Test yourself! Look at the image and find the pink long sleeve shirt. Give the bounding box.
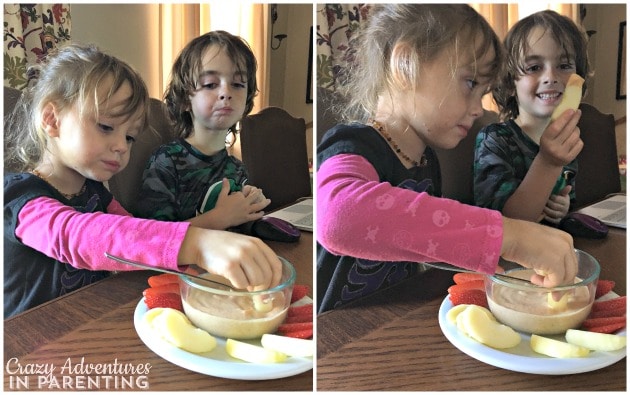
[16,196,189,272]
[317,153,504,274]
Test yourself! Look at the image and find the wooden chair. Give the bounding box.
[239,107,312,211]
[574,103,621,208]
[434,109,499,205]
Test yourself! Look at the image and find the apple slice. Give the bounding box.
[531,334,590,358]
[226,338,288,363]
[547,292,569,311]
[565,329,627,352]
[551,73,584,121]
[459,304,521,349]
[146,308,217,353]
[261,333,314,357]
[447,303,495,325]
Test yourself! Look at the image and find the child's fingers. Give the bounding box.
[220,178,231,197]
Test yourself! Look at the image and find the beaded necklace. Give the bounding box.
[370,120,427,167]
[30,169,87,199]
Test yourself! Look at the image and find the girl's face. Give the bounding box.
[398,43,494,150]
[188,45,248,134]
[49,79,144,182]
[514,26,577,122]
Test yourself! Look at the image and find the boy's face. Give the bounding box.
[188,45,248,134]
[49,78,143,182]
[514,26,577,122]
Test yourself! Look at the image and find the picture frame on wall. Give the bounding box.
[306,26,313,104]
[616,21,626,100]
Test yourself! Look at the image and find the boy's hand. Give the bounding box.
[543,185,572,224]
[211,180,270,227]
[540,109,583,167]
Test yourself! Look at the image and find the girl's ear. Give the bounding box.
[41,102,60,137]
[390,41,416,90]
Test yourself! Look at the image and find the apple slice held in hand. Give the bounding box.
[551,73,584,121]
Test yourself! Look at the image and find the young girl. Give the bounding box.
[4,43,282,318]
[317,4,578,313]
[474,10,589,224]
[137,31,269,231]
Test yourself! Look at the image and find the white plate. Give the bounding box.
[133,298,313,380]
[438,296,626,375]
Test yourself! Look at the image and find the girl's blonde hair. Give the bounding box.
[164,30,259,140]
[337,4,503,123]
[5,43,150,172]
[494,10,592,120]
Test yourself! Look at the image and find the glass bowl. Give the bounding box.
[179,256,296,340]
[484,249,600,335]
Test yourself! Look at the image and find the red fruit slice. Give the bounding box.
[581,315,626,329]
[284,314,313,324]
[448,288,488,308]
[143,283,180,297]
[148,273,180,288]
[144,292,183,311]
[288,303,313,317]
[277,321,313,334]
[453,272,485,284]
[595,280,616,298]
[291,284,310,303]
[448,281,484,293]
[586,322,627,334]
[591,296,626,312]
[588,308,626,319]
[282,329,313,339]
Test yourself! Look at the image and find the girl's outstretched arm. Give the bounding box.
[317,154,503,274]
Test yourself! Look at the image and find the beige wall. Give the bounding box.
[268,4,314,160]
[72,3,314,159]
[71,4,162,98]
[582,3,626,157]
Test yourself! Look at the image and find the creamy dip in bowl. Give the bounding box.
[485,249,599,335]
[179,257,296,339]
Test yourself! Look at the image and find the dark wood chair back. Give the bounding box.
[574,103,621,208]
[240,107,312,211]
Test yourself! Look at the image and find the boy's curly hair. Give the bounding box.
[493,10,592,121]
[164,31,258,139]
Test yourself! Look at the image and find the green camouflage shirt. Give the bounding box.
[136,138,248,220]
[473,120,577,212]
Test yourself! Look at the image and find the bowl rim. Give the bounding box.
[487,249,600,292]
[179,256,296,296]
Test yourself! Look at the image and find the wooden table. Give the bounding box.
[4,233,313,391]
[317,228,626,391]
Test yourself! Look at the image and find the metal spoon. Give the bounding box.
[423,261,537,286]
[104,252,235,290]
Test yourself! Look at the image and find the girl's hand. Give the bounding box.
[543,185,572,224]
[539,109,583,167]
[500,216,578,287]
[178,227,283,290]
